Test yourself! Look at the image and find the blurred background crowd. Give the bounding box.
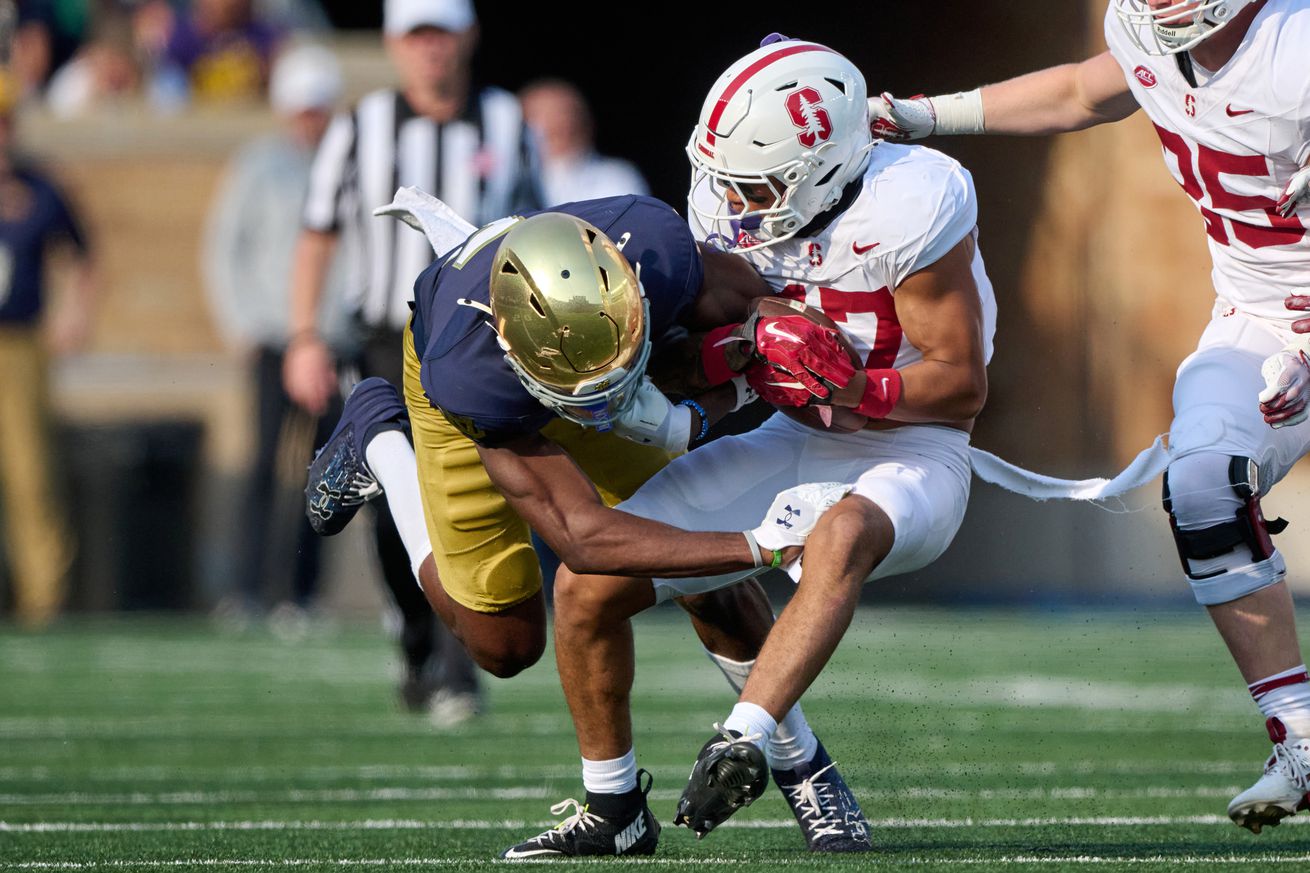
[1,0,1307,718]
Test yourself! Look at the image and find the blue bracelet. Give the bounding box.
[679,398,710,443]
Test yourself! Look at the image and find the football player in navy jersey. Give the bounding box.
[305,192,867,857]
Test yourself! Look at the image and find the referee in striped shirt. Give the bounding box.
[284,0,540,724]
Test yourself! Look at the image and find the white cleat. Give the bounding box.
[1228,735,1310,834]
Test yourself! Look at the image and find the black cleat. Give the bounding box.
[500,770,659,859]
[773,741,872,852]
[305,377,408,536]
[673,725,769,838]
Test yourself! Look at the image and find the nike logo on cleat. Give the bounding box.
[613,815,647,853]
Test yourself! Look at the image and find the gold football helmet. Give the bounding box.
[488,213,650,428]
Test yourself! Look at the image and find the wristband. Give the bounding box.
[770,548,783,569]
[928,89,985,135]
[854,368,902,419]
[741,529,764,568]
[700,323,743,386]
[679,397,710,443]
[729,374,758,412]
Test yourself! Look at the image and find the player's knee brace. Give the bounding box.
[1162,453,1289,606]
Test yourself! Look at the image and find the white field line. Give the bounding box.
[0,783,1261,806]
[4,814,1308,832]
[11,854,1310,870]
[0,759,1265,782]
[0,716,1256,741]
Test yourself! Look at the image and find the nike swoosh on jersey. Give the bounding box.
[1225,105,1255,117]
[764,322,803,343]
[852,241,881,254]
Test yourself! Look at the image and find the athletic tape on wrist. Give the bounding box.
[742,530,765,568]
[928,89,985,135]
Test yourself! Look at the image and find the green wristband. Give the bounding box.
[770,548,783,569]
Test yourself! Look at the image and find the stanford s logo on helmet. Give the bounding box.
[786,87,833,149]
[686,38,874,251]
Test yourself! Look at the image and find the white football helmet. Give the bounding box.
[687,39,874,251]
[1113,0,1260,56]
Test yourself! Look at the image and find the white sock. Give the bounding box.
[582,748,638,795]
[1250,665,1310,739]
[706,650,819,770]
[722,701,777,751]
[364,430,434,579]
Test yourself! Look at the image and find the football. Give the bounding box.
[750,296,869,434]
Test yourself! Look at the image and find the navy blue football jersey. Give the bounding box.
[0,168,89,325]
[412,196,703,445]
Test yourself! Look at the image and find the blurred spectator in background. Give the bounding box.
[285,0,541,726]
[155,0,285,107]
[44,7,143,117]
[10,0,91,97]
[202,43,352,630]
[519,78,647,205]
[0,69,100,627]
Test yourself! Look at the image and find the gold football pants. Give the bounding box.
[0,327,71,624]
[402,323,674,612]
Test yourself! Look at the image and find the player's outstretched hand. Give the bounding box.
[1276,166,1310,218]
[869,92,935,141]
[1287,294,1310,334]
[1258,343,1310,429]
[748,481,854,553]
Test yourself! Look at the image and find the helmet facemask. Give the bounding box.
[1114,0,1259,56]
[687,143,842,251]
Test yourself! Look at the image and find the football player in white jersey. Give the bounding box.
[498,36,997,851]
[871,0,1310,834]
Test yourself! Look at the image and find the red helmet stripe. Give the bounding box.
[703,43,836,146]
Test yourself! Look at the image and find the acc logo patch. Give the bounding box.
[1134,65,1157,88]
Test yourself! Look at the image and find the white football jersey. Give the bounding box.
[1105,0,1310,328]
[692,142,997,372]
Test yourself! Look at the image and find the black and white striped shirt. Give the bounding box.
[303,86,540,331]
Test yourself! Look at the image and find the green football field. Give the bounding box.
[4,606,1310,871]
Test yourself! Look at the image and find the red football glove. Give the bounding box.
[745,359,814,408]
[752,315,856,401]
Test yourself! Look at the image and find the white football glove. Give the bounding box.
[1276,166,1310,218]
[1258,343,1310,429]
[869,92,936,141]
[610,377,693,452]
[868,89,985,141]
[748,481,854,553]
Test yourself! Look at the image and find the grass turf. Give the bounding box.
[3,606,1310,871]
